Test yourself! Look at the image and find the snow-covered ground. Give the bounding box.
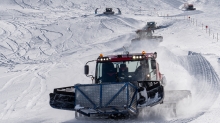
[0,0,220,123]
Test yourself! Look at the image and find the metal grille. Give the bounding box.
[102,83,127,107]
[75,83,137,109]
[75,85,100,108]
[128,84,137,111]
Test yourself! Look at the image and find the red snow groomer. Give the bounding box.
[49,51,191,119]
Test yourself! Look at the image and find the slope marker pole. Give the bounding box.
[209,28,210,36]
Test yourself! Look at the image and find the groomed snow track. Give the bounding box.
[180,53,220,102]
[169,53,220,122]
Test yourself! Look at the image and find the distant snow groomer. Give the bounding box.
[132,22,163,42]
[95,8,121,15]
[183,3,196,10]
[104,8,114,15]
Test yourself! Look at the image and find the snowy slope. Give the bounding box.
[0,0,220,123]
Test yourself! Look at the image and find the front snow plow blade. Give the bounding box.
[131,36,163,43]
[49,83,139,117]
[74,82,138,118]
[49,81,164,118]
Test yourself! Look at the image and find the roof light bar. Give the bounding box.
[97,57,110,61]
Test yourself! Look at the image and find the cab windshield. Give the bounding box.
[95,60,152,83]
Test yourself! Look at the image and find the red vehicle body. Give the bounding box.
[94,52,165,84]
[49,51,170,119]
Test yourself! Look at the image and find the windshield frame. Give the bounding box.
[95,59,151,83]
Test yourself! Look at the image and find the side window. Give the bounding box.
[148,59,157,80]
[148,59,152,73]
[97,63,102,79]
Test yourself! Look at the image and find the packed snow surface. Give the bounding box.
[0,0,220,123]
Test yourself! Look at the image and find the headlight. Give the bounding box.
[97,57,110,61]
[132,55,144,59]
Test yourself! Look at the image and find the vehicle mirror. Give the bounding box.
[151,60,156,69]
[84,65,89,75]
